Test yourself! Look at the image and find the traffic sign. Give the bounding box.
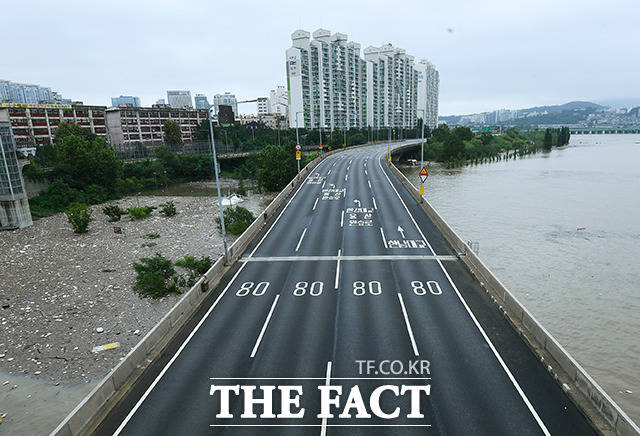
[419,167,429,183]
[319,143,323,149]
[296,150,301,160]
[295,144,301,150]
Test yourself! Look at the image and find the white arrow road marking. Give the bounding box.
[353,199,361,207]
[398,226,406,239]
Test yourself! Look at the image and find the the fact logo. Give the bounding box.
[209,383,431,420]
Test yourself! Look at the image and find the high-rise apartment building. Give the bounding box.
[415,60,439,129]
[167,90,193,109]
[286,29,439,130]
[111,95,141,107]
[0,80,54,104]
[194,94,211,110]
[213,93,238,117]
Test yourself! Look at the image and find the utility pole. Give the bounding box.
[208,109,229,264]
[295,111,302,173]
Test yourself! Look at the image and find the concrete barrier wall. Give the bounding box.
[387,147,640,436]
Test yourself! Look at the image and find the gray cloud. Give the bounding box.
[2,0,638,115]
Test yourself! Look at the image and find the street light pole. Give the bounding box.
[208,109,229,264]
[417,109,425,171]
[295,111,302,173]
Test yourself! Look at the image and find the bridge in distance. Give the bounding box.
[96,141,598,435]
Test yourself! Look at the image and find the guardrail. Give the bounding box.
[49,141,378,436]
[387,144,640,436]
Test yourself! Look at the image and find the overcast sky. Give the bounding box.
[2,0,638,115]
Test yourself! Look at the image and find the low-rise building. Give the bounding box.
[0,102,107,147]
[105,106,209,145]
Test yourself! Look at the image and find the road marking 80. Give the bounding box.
[411,280,442,296]
[236,282,270,296]
[293,281,323,296]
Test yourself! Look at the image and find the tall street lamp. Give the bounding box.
[295,111,302,173]
[208,108,229,264]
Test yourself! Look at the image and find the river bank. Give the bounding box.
[0,184,274,434]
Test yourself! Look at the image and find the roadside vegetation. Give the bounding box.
[415,125,571,168]
[216,206,256,235]
[133,253,213,298]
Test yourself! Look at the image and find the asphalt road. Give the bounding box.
[98,142,596,435]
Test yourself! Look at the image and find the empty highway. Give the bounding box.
[97,142,596,435]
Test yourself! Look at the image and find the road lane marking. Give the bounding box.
[250,294,280,358]
[368,180,372,188]
[349,159,352,164]
[313,198,319,210]
[340,210,344,227]
[113,262,249,435]
[372,197,377,210]
[213,425,430,427]
[377,152,551,436]
[295,228,307,252]
[210,377,430,380]
[334,249,341,289]
[397,293,419,357]
[380,227,388,249]
[249,159,329,257]
[240,255,459,262]
[365,169,368,175]
[322,180,326,188]
[327,169,331,175]
[320,361,333,436]
[345,174,348,182]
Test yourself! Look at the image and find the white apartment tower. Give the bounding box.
[286,29,367,129]
[287,29,438,130]
[415,59,440,129]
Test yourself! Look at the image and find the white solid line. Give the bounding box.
[372,197,377,210]
[377,153,551,436]
[295,228,307,252]
[334,249,341,289]
[340,210,345,227]
[368,180,372,188]
[113,262,249,435]
[397,293,419,357]
[250,294,280,358]
[320,361,332,436]
[241,254,458,262]
[249,159,326,257]
[322,180,326,188]
[380,227,388,249]
[313,198,319,211]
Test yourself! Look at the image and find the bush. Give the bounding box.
[215,206,255,235]
[65,203,93,233]
[127,206,155,220]
[103,205,126,222]
[145,233,160,239]
[132,253,180,298]
[159,201,177,217]
[175,255,213,286]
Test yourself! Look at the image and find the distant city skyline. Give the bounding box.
[1,1,638,116]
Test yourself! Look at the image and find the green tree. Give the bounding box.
[53,135,122,193]
[256,145,296,191]
[543,128,553,150]
[54,122,97,143]
[163,120,183,145]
